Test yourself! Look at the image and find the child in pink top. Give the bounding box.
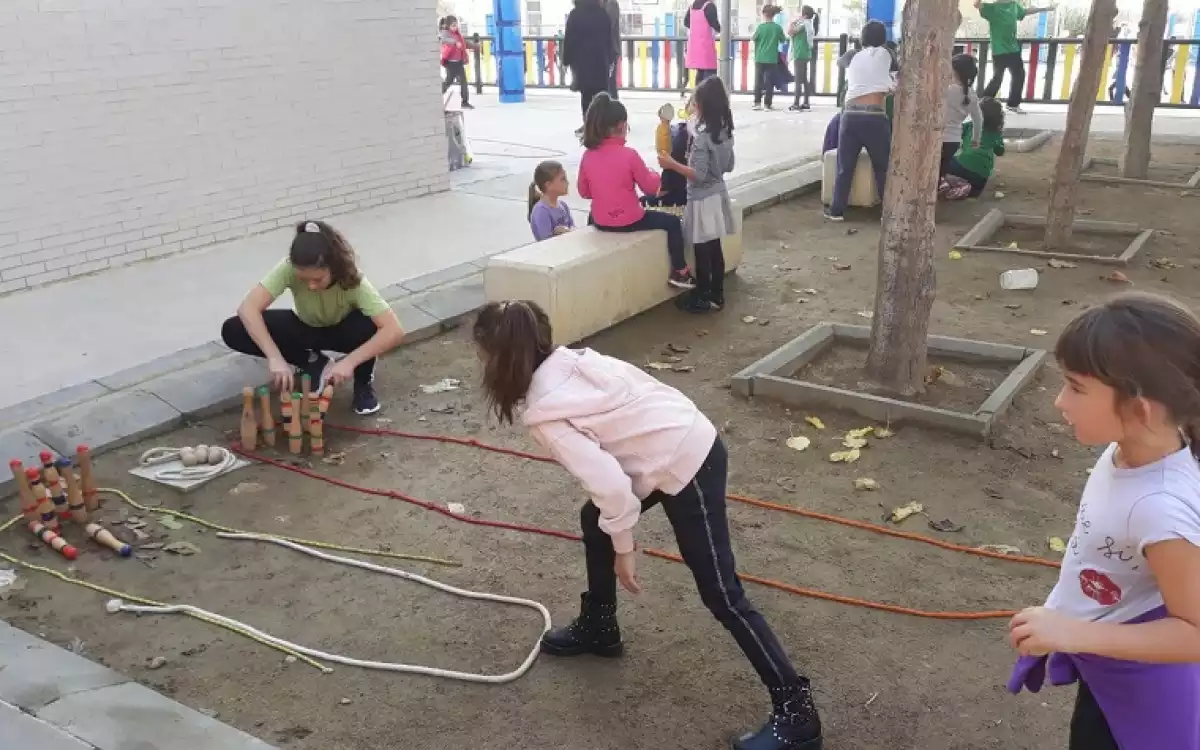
[578,93,695,290]
[473,299,823,750]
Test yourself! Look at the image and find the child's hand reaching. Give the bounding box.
[615,551,642,594]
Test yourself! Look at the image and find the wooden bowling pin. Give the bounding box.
[258,385,276,447]
[85,523,131,557]
[30,521,78,560]
[286,392,303,454]
[299,375,312,435]
[10,460,38,522]
[76,445,98,511]
[39,452,71,525]
[309,392,324,456]
[318,384,333,417]
[57,457,87,524]
[28,468,58,530]
[240,387,258,450]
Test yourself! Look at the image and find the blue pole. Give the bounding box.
[493,0,525,103]
[1113,42,1131,104]
[1036,12,1049,62]
[866,0,897,41]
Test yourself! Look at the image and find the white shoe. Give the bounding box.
[1006,105,1026,114]
[752,104,763,111]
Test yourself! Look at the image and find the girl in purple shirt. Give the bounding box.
[527,161,576,242]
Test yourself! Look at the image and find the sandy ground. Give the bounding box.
[3,138,1199,750]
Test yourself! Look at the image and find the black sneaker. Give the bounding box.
[822,209,844,222]
[800,104,811,111]
[297,353,332,393]
[461,102,475,110]
[352,381,381,415]
[788,104,801,112]
[668,268,697,289]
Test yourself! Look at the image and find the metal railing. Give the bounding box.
[461,34,1200,108]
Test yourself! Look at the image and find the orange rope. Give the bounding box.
[236,424,1059,621]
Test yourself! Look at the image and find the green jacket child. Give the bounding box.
[947,101,1006,198]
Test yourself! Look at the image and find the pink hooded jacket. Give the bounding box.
[577,136,661,228]
[522,347,718,554]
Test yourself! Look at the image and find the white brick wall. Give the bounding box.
[0,0,448,294]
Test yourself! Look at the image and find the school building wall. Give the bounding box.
[0,0,447,294]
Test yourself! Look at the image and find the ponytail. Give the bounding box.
[528,160,565,220]
[473,300,555,425]
[527,182,542,220]
[951,53,978,108]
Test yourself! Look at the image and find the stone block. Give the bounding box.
[37,682,276,750]
[0,623,127,712]
[400,261,483,294]
[821,149,878,208]
[730,161,822,215]
[0,382,112,431]
[0,429,54,500]
[0,701,93,749]
[137,353,267,419]
[412,275,486,329]
[391,301,442,344]
[31,390,181,457]
[95,341,229,391]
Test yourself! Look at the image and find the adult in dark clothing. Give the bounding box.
[603,0,621,98]
[683,0,721,87]
[564,0,616,119]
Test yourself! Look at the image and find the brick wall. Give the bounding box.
[0,0,448,294]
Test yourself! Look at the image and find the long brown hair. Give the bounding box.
[1056,292,1200,457]
[289,220,362,289]
[528,160,565,219]
[473,300,554,424]
[582,92,627,149]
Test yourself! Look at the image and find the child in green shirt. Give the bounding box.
[787,6,817,111]
[220,220,406,415]
[751,5,785,110]
[976,0,1054,113]
[941,98,1006,200]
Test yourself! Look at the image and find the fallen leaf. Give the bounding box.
[994,191,1006,199]
[948,250,963,260]
[1030,328,1048,336]
[741,315,758,324]
[666,343,691,354]
[758,319,771,326]
[662,355,683,363]
[855,310,873,319]
[805,416,826,430]
[1004,303,1022,310]
[801,288,819,295]
[157,515,183,531]
[419,378,461,394]
[1007,241,1019,249]
[1151,257,1181,270]
[695,329,709,336]
[671,365,695,373]
[646,362,673,371]
[842,435,868,449]
[447,502,466,515]
[230,481,266,495]
[873,426,895,439]
[983,487,1004,499]
[889,501,924,523]
[939,369,966,388]
[1047,259,1078,269]
[785,436,811,452]
[929,518,965,533]
[829,448,861,464]
[163,541,201,556]
[853,477,878,491]
[322,451,347,465]
[846,426,874,439]
[1048,536,1068,553]
[978,544,1022,555]
[846,228,858,235]
[138,542,165,551]
[1102,270,1132,284]
[833,263,852,271]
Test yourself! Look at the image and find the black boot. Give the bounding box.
[540,593,623,657]
[732,681,823,750]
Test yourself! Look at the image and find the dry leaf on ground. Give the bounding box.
[853,477,878,491]
[889,501,924,523]
[847,426,874,439]
[646,362,673,371]
[1030,329,1048,336]
[948,250,963,260]
[805,416,826,430]
[1048,536,1068,553]
[1103,270,1133,284]
[873,426,895,438]
[742,315,758,324]
[1047,259,1077,269]
[929,518,965,533]
[842,435,868,449]
[785,436,811,452]
[829,448,861,464]
[978,543,1022,555]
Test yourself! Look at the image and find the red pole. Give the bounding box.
[1025,42,1039,101]
[740,41,749,92]
[547,41,557,86]
[663,40,671,88]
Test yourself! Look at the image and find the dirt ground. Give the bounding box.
[4,137,1200,750]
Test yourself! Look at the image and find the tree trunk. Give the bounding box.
[1044,0,1117,249]
[1118,0,1168,179]
[864,0,959,397]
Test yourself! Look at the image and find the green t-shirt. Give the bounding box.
[260,260,390,328]
[980,2,1026,56]
[753,20,786,64]
[789,20,813,61]
[955,122,1007,180]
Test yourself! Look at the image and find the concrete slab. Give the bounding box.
[730,161,823,216]
[31,391,181,457]
[137,353,267,420]
[391,301,443,344]
[0,429,54,499]
[412,275,486,329]
[400,261,486,294]
[38,681,276,749]
[0,701,93,750]
[0,624,127,712]
[0,382,113,431]
[96,341,229,392]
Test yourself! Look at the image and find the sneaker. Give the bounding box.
[788,104,801,112]
[1006,105,1025,114]
[752,104,763,111]
[461,102,475,110]
[297,353,332,393]
[668,268,697,289]
[800,104,811,111]
[352,380,381,415]
[822,209,844,222]
[764,105,775,111]
[708,294,725,311]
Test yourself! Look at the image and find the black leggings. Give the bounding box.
[792,59,811,106]
[753,62,777,106]
[580,85,605,117]
[1070,681,1117,750]
[221,309,379,385]
[947,158,988,198]
[580,438,802,690]
[940,142,959,177]
[594,210,687,272]
[442,61,470,106]
[694,238,725,301]
[983,51,1025,108]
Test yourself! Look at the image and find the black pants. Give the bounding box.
[1069,682,1117,750]
[595,210,687,272]
[947,158,988,198]
[830,108,891,216]
[694,238,725,301]
[940,142,959,177]
[693,68,716,87]
[580,438,801,690]
[442,61,470,106]
[607,60,619,99]
[792,59,811,107]
[984,51,1025,108]
[221,310,378,386]
[579,85,605,118]
[753,63,777,106]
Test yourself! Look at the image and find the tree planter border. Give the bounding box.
[1080,156,1200,190]
[1004,128,1054,153]
[954,209,1154,266]
[731,322,1047,439]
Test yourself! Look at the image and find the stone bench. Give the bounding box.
[485,205,744,345]
[821,149,879,208]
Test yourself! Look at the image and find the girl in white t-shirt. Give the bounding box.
[1007,293,1200,750]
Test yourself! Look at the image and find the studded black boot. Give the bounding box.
[540,593,623,657]
[732,681,823,750]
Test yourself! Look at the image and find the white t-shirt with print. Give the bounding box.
[1046,444,1200,623]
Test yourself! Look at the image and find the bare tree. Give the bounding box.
[1118,0,1169,178]
[865,0,960,396]
[1044,0,1117,249]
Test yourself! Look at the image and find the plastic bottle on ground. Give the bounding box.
[1000,269,1039,290]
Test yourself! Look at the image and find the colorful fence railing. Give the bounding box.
[465,35,1200,108]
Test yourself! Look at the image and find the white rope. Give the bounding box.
[104,533,552,684]
[138,446,239,481]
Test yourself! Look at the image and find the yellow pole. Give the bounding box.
[525,41,534,84]
[638,41,648,88]
[1170,44,1188,104]
[481,40,493,85]
[822,42,833,94]
[1096,43,1113,101]
[1059,43,1076,100]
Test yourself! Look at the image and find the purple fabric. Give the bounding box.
[1008,606,1200,749]
[529,200,575,242]
[822,113,841,153]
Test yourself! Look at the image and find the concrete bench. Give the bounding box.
[485,205,744,345]
[821,149,879,207]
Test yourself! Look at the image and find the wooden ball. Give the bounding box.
[207,447,224,465]
[179,448,198,467]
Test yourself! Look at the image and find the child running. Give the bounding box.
[528,161,576,241]
[751,5,786,111]
[1008,293,1200,749]
[220,221,405,415]
[787,6,817,111]
[941,54,983,178]
[440,15,477,110]
[940,97,1005,200]
[658,76,736,312]
[473,299,823,750]
[579,93,695,289]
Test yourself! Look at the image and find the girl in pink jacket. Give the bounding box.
[579,94,695,290]
[473,299,824,750]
